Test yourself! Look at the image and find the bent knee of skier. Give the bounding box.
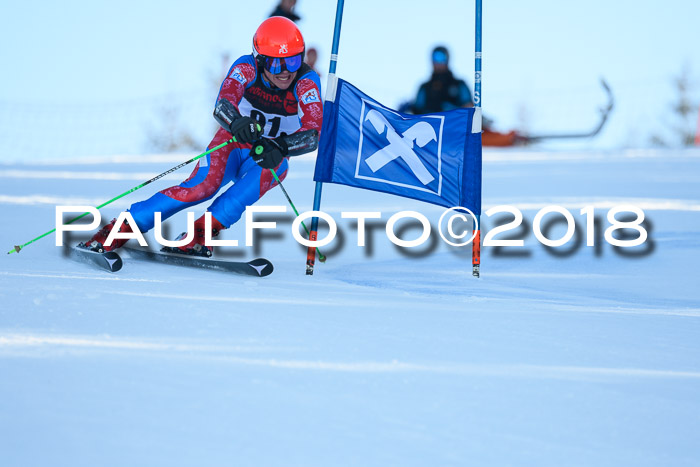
[208,197,248,228]
[207,162,289,227]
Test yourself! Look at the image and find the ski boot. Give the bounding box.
[79,218,133,253]
[162,214,225,258]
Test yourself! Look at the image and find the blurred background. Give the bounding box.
[1,0,699,162]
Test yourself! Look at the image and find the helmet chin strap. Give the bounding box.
[253,55,275,89]
[260,69,277,89]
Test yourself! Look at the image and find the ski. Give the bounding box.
[69,245,123,272]
[122,247,273,277]
[524,78,614,142]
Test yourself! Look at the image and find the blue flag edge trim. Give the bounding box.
[313,79,343,183]
[464,120,482,216]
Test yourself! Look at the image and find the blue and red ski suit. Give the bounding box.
[128,55,323,232]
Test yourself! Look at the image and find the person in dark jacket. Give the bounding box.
[412,46,473,114]
[411,46,522,146]
[269,0,300,22]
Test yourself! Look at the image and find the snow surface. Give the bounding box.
[1,147,699,466]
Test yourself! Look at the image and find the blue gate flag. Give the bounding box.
[313,79,482,214]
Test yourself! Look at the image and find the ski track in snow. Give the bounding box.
[0,270,165,283]
[2,333,699,380]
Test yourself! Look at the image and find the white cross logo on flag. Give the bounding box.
[354,101,444,196]
[363,110,436,185]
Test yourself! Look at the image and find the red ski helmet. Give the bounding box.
[253,16,305,59]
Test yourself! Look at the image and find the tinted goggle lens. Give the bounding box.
[263,54,303,74]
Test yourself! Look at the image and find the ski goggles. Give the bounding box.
[262,54,303,74]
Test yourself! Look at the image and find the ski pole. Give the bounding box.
[253,145,327,263]
[7,137,237,254]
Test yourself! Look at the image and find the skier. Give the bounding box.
[408,45,523,147]
[81,16,323,257]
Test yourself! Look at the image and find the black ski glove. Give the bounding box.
[251,137,288,170]
[229,116,261,144]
